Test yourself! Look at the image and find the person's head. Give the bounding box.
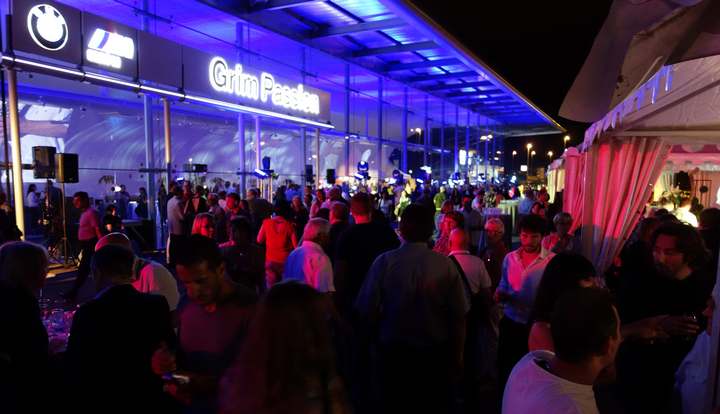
[208,193,219,207]
[440,200,454,215]
[553,212,573,236]
[95,232,132,252]
[538,192,550,203]
[302,218,330,248]
[226,192,241,211]
[275,204,294,221]
[27,184,36,194]
[679,196,692,208]
[316,189,326,202]
[195,185,205,197]
[105,204,118,216]
[636,216,661,243]
[304,185,312,196]
[329,202,348,225]
[247,188,259,200]
[699,208,720,231]
[182,181,192,195]
[350,192,372,222]
[229,217,252,245]
[652,222,709,279]
[533,253,597,322]
[0,241,49,294]
[518,214,546,253]
[551,288,620,370]
[72,191,90,210]
[291,196,303,210]
[328,186,342,200]
[523,188,534,199]
[530,201,546,217]
[192,213,216,239]
[175,234,226,306]
[91,245,135,290]
[449,228,470,252]
[484,218,505,245]
[462,196,472,211]
[315,207,330,221]
[139,187,147,195]
[171,182,183,197]
[221,281,336,412]
[441,211,464,235]
[399,203,434,243]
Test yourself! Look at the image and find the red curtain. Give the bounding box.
[563,151,586,232]
[582,137,671,273]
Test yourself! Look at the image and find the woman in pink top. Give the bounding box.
[257,205,298,288]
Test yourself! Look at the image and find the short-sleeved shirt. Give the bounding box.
[283,241,335,293]
[449,250,491,297]
[78,208,100,241]
[503,351,598,414]
[257,217,296,263]
[355,242,469,348]
[497,248,553,324]
[132,259,180,311]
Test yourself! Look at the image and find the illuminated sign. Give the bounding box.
[208,56,320,116]
[85,28,135,69]
[27,4,68,51]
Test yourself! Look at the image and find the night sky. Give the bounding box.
[411,0,614,174]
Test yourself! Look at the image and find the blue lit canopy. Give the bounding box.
[50,0,563,137]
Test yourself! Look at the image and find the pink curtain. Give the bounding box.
[563,151,586,232]
[583,137,671,273]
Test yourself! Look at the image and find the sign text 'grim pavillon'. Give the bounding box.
[208,56,321,116]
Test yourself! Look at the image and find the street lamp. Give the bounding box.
[547,150,554,159]
[526,143,533,172]
[511,150,518,173]
[563,135,571,148]
[530,150,536,173]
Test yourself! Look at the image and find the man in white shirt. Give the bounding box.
[496,214,554,391]
[448,228,491,299]
[283,218,334,293]
[503,288,621,414]
[96,233,180,312]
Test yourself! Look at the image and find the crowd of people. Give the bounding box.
[1,178,720,414]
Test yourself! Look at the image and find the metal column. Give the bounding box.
[236,22,247,195]
[315,128,321,188]
[465,111,470,176]
[484,121,489,188]
[423,97,429,167]
[440,102,445,179]
[401,88,408,172]
[162,98,172,180]
[254,116,261,170]
[453,107,459,174]
[141,0,156,226]
[238,115,246,194]
[301,127,307,187]
[344,64,350,176]
[6,69,24,237]
[376,77,383,181]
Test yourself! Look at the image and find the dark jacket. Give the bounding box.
[65,284,175,411]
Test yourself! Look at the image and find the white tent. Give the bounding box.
[560,1,720,411]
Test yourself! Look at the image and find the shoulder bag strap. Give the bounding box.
[448,254,473,297]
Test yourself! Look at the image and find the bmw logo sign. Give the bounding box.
[27,4,68,51]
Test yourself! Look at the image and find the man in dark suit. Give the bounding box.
[65,245,176,412]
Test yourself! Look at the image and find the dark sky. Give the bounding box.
[411,0,614,173]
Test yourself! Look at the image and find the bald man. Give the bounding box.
[448,229,491,298]
[447,228,495,403]
[96,233,179,311]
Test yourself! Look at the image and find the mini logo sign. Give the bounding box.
[86,28,135,69]
[27,4,68,51]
